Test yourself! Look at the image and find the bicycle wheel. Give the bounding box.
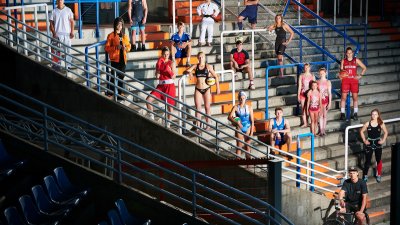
[323,219,345,225]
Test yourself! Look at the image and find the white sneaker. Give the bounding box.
[149,114,154,120]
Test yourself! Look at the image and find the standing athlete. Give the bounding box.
[360,109,388,183]
[339,47,367,121]
[237,0,259,30]
[128,0,148,51]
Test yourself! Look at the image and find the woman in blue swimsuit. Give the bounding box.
[228,91,254,159]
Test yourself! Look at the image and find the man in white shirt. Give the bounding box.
[197,0,220,46]
[50,0,74,68]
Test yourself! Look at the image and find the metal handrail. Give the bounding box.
[4,3,51,59]
[84,40,109,91]
[344,117,400,178]
[282,0,361,58]
[172,0,193,35]
[0,83,294,225]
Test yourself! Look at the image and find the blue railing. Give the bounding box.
[85,40,108,91]
[294,23,368,65]
[296,133,315,192]
[53,0,127,39]
[283,0,361,58]
[0,83,294,225]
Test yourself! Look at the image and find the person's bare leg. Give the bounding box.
[278,55,284,77]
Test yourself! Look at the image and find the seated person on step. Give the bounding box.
[230,39,255,90]
[268,107,292,160]
[170,21,192,67]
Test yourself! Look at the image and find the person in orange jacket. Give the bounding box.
[105,17,131,100]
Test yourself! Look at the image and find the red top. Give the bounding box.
[156,57,174,80]
[343,58,357,78]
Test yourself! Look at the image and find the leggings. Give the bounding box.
[363,145,382,176]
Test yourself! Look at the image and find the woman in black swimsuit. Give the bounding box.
[267,14,294,77]
[184,51,220,133]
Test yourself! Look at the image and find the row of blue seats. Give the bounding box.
[2,167,90,225]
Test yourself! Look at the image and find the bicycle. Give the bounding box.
[322,198,370,225]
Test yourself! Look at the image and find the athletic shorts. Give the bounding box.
[275,38,286,55]
[131,18,145,33]
[239,7,257,24]
[150,83,176,105]
[274,133,286,146]
[174,48,187,58]
[341,78,359,94]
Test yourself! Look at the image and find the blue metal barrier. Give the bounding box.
[296,133,315,192]
[0,83,294,225]
[85,40,108,91]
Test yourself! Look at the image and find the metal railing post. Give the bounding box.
[43,107,48,151]
[172,0,176,34]
[251,31,255,79]
[350,0,353,24]
[346,93,351,120]
[317,0,320,25]
[222,0,225,30]
[189,0,193,35]
[322,27,325,60]
[192,173,197,217]
[365,0,368,24]
[334,0,337,25]
[117,139,122,183]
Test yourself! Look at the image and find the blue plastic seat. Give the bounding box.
[0,139,26,178]
[98,221,109,225]
[53,167,89,197]
[108,209,123,225]
[4,206,27,225]
[43,175,81,206]
[31,185,71,217]
[115,199,151,225]
[18,195,60,225]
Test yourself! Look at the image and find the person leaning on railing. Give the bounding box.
[228,91,254,159]
[266,14,294,78]
[104,17,131,100]
[338,166,368,225]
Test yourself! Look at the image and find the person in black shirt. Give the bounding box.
[339,166,368,225]
[360,109,388,183]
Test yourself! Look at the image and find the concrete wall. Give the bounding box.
[283,183,331,225]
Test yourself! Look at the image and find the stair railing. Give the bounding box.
[0,83,294,225]
[172,0,193,35]
[0,11,345,196]
[344,117,400,179]
[4,3,51,59]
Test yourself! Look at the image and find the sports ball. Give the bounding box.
[338,70,349,79]
[231,117,241,126]
[206,77,216,86]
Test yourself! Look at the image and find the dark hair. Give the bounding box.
[275,107,283,114]
[177,21,184,27]
[319,67,326,72]
[371,108,383,125]
[346,47,353,52]
[310,80,318,89]
[113,17,124,35]
[235,40,242,45]
[161,46,170,54]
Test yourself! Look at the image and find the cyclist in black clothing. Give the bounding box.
[339,166,368,225]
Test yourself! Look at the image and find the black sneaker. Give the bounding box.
[352,113,358,120]
[137,43,142,51]
[141,43,146,51]
[340,113,345,121]
[130,44,136,52]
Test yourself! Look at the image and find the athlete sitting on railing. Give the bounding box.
[229,38,255,90]
[268,107,293,160]
[170,21,192,67]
